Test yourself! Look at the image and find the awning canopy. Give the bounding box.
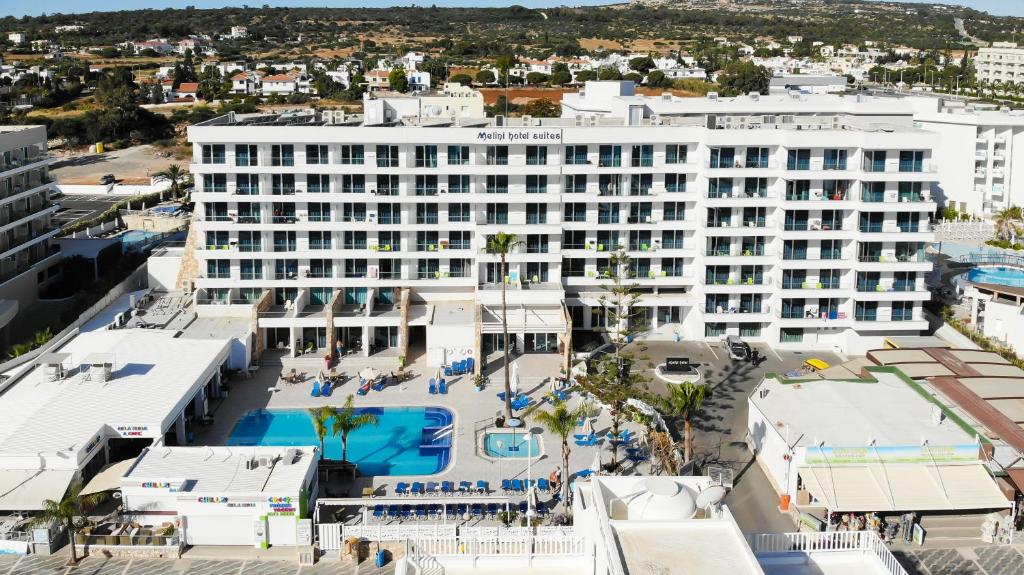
[0,469,76,511]
[81,458,136,496]
[799,463,1011,512]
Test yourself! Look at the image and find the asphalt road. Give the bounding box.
[51,194,122,229]
[632,339,844,534]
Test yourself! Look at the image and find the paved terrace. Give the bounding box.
[194,349,651,518]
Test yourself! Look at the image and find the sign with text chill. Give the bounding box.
[475,129,562,144]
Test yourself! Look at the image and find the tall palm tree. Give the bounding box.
[307,406,334,461]
[659,383,711,464]
[486,232,523,419]
[153,164,186,199]
[533,401,582,505]
[331,395,380,463]
[994,206,1022,242]
[32,483,105,565]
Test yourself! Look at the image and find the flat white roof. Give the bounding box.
[615,522,763,575]
[126,446,316,494]
[0,329,230,462]
[751,370,976,448]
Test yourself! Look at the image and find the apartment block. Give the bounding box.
[975,42,1024,88]
[0,126,62,342]
[187,83,936,359]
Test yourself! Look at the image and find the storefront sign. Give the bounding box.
[228,502,257,508]
[805,444,979,465]
[665,358,690,373]
[474,129,562,144]
[141,482,171,489]
[197,496,228,503]
[267,496,295,513]
[115,425,150,437]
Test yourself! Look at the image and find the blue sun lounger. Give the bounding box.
[459,480,472,494]
[471,503,483,518]
[441,481,454,495]
[519,501,528,515]
[576,469,594,479]
[372,379,387,392]
[501,479,512,493]
[395,482,409,496]
[373,504,385,519]
[486,503,498,518]
[574,434,597,446]
[414,505,427,520]
[428,378,437,394]
[511,479,524,493]
[538,478,550,491]
[438,379,448,394]
[476,480,488,494]
[387,504,400,518]
[311,380,321,397]
[467,357,475,373]
[400,505,412,520]
[411,482,425,495]
[320,380,332,397]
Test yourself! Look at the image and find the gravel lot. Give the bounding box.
[52,145,185,185]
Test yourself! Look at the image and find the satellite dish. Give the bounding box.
[111,491,123,500]
[428,106,442,116]
[694,485,727,509]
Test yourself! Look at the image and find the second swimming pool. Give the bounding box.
[227,406,453,476]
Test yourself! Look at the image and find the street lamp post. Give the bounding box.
[525,433,536,519]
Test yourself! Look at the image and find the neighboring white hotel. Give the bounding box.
[974,42,1024,89]
[187,81,936,357]
[0,126,61,347]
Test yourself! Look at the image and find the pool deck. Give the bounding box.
[194,349,649,518]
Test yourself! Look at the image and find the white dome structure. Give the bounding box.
[612,477,697,521]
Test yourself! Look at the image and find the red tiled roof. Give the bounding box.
[263,74,297,82]
[177,82,199,92]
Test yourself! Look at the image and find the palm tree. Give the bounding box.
[533,401,582,505]
[486,232,523,419]
[307,406,334,461]
[994,206,1022,242]
[153,164,186,200]
[659,383,711,464]
[32,483,105,565]
[330,395,380,463]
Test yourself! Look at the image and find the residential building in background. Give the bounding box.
[974,42,1024,88]
[186,82,936,358]
[0,126,62,347]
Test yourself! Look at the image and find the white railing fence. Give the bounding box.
[748,531,908,575]
[320,523,583,556]
[935,221,994,242]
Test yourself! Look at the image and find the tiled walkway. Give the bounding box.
[0,556,394,575]
[893,546,1024,575]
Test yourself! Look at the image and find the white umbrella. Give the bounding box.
[591,451,602,473]
[434,367,442,381]
[527,486,539,511]
[549,376,559,393]
[510,362,520,395]
[359,367,380,381]
[582,418,594,437]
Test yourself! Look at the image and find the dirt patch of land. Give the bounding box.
[579,38,623,51]
[479,87,576,105]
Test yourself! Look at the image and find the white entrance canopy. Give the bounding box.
[0,469,76,511]
[799,464,1011,512]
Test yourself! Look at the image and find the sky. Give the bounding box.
[7,0,1024,18]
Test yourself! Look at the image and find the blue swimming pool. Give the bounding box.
[227,407,453,476]
[967,266,1024,288]
[483,432,541,458]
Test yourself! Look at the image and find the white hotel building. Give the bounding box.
[187,82,936,359]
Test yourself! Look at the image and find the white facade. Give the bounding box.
[187,83,938,357]
[0,126,61,336]
[121,446,317,548]
[907,96,1024,217]
[975,42,1024,88]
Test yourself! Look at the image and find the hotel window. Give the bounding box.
[236,174,259,195]
[416,231,439,251]
[338,174,363,194]
[526,175,548,194]
[704,323,726,337]
[562,258,585,277]
[661,230,684,249]
[745,147,769,168]
[785,180,810,201]
[665,173,686,193]
[415,204,438,224]
[663,202,685,222]
[891,301,915,321]
[708,177,733,198]
[377,231,399,251]
[376,145,399,167]
[486,145,508,166]
[448,231,471,250]
[526,262,549,282]
[486,204,508,225]
[564,203,587,223]
[448,175,470,194]
[341,203,366,223]
[237,205,260,225]
[565,145,588,165]
[378,203,401,225]
[564,174,586,194]
[630,145,653,167]
[306,174,330,194]
[415,175,438,196]
[202,144,225,164]
[665,144,687,164]
[628,203,652,224]
[526,145,548,165]
[563,230,586,250]
[272,174,295,195]
[863,150,886,172]
[206,260,230,279]
[339,145,364,165]
[448,203,471,223]
[306,145,329,165]
[709,147,735,169]
[309,231,331,250]
[526,234,549,254]
[417,259,440,279]
[486,175,508,193]
[780,328,804,343]
[235,144,257,166]
[662,258,684,277]
[415,145,438,168]
[271,144,294,166]
[448,145,469,165]
[240,259,262,280]
[786,149,810,170]
[376,175,399,195]
[824,149,847,170]
[598,203,619,224]
[203,173,226,193]
[899,150,924,172]
[526,203,547,224]
[599,145,621,167]
[629,174,652,196]
[307,203,331,223]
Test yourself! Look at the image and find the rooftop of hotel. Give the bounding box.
[125,445,316,493]
[0,329,230,459]
[750,367,978,448]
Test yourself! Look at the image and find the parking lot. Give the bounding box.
[631,338,844,533]
[51,194,123,229]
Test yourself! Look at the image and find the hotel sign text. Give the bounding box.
[475,129,562,144]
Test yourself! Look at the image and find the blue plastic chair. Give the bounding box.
[395,482,409,496]
[459,480,472,494]
[538,478,550,492]
[321,381,333,397]
[426,481,439,494]
[444,366,453,377]
[311,380,321,397]
[476,480,488,494]
[458,359,468,374]
[511,479,524,493]
[428,378,437,395]
[439,379,448,394]
[519,501,528,515]
[400,505,412,520]
[441,481,454,494]
[501,479,512,493]
[467,357,475,373]
[373,504,385,519]
[486,503,498,518]
[415,505,427,520]
[387,504,400,518]
[411,482,425,495]
[456,504,468,517]
[471,503,483,517]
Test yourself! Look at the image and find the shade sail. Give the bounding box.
[81,458,136,496]
[798,463,1011,512]
[0,469,76,511]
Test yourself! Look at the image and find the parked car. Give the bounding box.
[100,174,115,185]
[726,335,750,361]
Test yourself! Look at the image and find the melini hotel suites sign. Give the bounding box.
[474,128,562,144]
